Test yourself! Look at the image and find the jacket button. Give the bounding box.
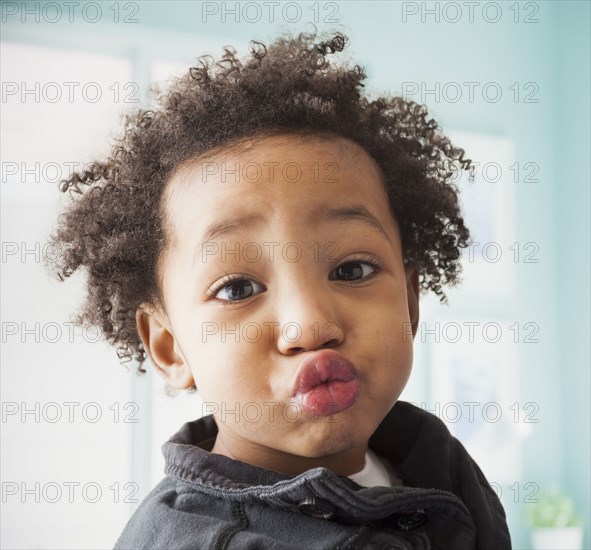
[396,510,427,531]
[298,497,335,519]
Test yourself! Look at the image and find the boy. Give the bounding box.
[47,30,511,549]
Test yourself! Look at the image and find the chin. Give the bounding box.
[299,423,363,458]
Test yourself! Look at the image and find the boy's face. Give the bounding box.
[137,134,419,476]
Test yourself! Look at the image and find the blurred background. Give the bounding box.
[1,1,589,548]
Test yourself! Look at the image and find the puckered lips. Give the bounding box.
[291,349,360,417]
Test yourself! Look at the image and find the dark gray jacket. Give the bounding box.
[114,401,511,549]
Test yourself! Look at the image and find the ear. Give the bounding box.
[404,264,420,338]
[135,305,195,390]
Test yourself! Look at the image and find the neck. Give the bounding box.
[210,434,367,477]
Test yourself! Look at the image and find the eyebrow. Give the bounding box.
[193,204,391,267]
[318,205,390,242]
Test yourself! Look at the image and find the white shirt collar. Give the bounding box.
[347,448,403,487]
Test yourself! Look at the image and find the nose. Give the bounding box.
[275,281,344,355]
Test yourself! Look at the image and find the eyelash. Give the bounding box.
[205,255,385,305]
[206,272,255,303]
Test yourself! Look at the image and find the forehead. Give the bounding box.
[162,134,395,247]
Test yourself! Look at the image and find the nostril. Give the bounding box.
[322,339,339,348]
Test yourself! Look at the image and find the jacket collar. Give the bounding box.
[162,401,475,526]
[163,400,456,491]
[160,401,512,548]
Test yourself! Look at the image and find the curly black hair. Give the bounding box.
[46,29,472,373]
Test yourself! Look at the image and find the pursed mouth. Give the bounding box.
[291,349,360,416]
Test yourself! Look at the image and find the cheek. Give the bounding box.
[186,341,264,399]
[375,335,413,380]
[353,292,412,349]
[367,306,414,385]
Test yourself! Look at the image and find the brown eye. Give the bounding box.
[332,260,380,281]
[209,277,264,303]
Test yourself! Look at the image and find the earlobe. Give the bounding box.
[405,265,420,338]
[135,306,195,390]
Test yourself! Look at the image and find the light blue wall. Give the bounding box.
[555,2,591,547]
